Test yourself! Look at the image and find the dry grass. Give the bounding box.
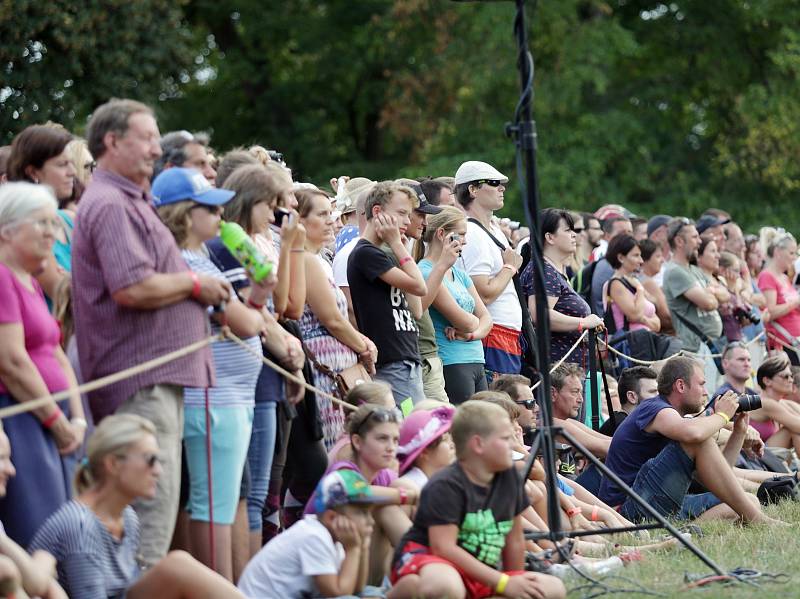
[563,501,799,599]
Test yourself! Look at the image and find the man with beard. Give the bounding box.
[663,218,723,353]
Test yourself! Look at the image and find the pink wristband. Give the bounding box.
[399,256,412,266]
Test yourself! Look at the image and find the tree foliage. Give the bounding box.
[0,0,192,141]
[3,0,800,231]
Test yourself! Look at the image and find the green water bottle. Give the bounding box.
[219,221,274,283]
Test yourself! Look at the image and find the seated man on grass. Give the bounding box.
[598,356,783,524]
[551,363,611,460]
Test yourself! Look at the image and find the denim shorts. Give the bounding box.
[374,360,425,408]
[620,441,722,521]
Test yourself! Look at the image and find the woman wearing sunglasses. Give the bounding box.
[153,167,275,580]
[29,414,248,599]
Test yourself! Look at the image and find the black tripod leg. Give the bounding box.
[559,429,726,576]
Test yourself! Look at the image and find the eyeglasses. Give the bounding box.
[572,227,585,234]
[776,373,794,380]
[22,217,61,232]
[475,180,504,187]
[120,452,162,469]
[354,407,401,435]
[516,399,536,410]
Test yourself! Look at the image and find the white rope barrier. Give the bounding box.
[0,327,360,422]
[0,334,220,421]
[530,330,589,391]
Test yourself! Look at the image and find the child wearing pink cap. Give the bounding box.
[393,406,456,510]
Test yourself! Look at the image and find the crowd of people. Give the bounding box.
[0,97,798,599]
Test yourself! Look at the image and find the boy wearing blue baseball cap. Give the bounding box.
[238,470,385,598]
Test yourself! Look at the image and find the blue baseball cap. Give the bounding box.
[151,167,235,207]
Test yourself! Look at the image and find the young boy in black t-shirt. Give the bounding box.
[347,181,429,407]
[388,401,566,599]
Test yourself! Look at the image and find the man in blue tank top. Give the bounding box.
[599,356,781,524]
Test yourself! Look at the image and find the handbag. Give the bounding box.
[303,344,371,401]
[756,474,799,505]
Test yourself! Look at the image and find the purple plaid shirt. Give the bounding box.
[72,169,214,421]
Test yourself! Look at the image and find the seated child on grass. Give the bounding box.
[238,470,383,598]
[388,400,566,599]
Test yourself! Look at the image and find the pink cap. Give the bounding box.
[397,405,455,474]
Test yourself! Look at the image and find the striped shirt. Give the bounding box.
[72,169,214,421]
[29,501,140,599]
[181,248,262,408]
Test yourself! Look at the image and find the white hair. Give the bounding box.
[0,182,58,233]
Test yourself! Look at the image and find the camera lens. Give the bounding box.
[737,394,762,412]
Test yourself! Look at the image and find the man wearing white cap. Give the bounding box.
[455,161,524,381]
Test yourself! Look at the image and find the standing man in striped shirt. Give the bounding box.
[71,99,230,567]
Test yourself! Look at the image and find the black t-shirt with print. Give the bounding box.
[395,462,528,569]
[347,239,420,366]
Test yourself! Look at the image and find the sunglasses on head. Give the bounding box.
[475,179,504,187]
[355,407,401,435]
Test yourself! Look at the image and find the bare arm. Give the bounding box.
[762,288,800,320]
[501,516,527,571]
[470,270,515,306]
[340,286,358,329]
[34,255,66,300]
[557,419,611,459]
[762,397,800,433]
[682,284,719,312]
[431,285,480,332]
[305,255,368,353]
[112,272,194,309]
[420,260,450,311]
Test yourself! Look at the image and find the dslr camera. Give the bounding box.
[737,393,762,413]
[734,305,760,325]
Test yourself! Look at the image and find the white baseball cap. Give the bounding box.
[454,161,508,185]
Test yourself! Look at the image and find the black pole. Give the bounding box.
[587,329,600,431]
[508,0,564,541]
[504,0,727,580]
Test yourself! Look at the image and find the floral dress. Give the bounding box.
[299,254,358,449]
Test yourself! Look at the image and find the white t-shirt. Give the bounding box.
[238,515,344,599]
[333,236,360,288]
[459,220,522,330]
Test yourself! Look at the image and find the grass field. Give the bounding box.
[561,501,799,599]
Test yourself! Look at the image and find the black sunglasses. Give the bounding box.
[572,227,585,234]
[120,452,162,469]
[516,399,536,410]
[193,203,223,215]
[355,407,401,435]
[475,179,504,187]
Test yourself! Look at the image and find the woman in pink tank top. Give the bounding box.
[602,235,660,334]
[751,356,800,453]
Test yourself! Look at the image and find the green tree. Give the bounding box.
[0,0,193,143]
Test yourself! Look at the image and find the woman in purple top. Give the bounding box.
[0,182,87,547]
[521,209,602,365]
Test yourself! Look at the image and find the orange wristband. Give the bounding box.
[591,506,600,521]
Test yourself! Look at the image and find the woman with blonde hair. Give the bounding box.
[420,206,492,403]
[757,228,800,364]
[29,414,248,599]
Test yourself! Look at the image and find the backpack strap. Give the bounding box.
[466,218,538,373]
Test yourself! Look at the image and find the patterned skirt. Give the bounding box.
[305,334,358,450]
